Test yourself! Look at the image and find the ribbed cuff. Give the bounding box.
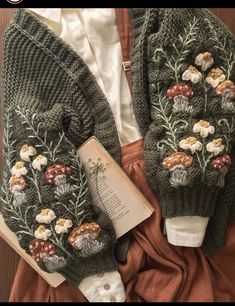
[58,249,118,287]
[160,185,220,219]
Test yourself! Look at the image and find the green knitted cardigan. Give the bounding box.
[1,9,235,281]
[130,8,235,254]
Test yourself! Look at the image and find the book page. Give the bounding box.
[78,137,154,238]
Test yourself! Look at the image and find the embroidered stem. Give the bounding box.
[218,118,234,152]
[26,165,42,203]
[49,225,73,258]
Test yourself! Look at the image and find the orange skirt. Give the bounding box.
[9,139,235,302]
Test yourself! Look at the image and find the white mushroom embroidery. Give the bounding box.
[36,209,56,224]
[206,138,225,156]
[182,65,202,84]
[195,52,214,71]
[20,144,37,162]
[9,175,26,205]
[193,120,215,138]
[55,218,73,234]
[32,155,48,171]
[179,136,203,154]
[11,161,28,177]
[43,255,67,272]
[34,225,52,241]
[206,68,226,88]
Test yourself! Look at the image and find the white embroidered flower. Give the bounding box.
[11,161,28,177]
[36,209,56,224]
[34,225,52,241]
[179,137,203,154]
[193,120,215,138]
[206,68,226,88]
[182,65,202,84]
[195,52,214,71]
[20,144,37,162]
[32,155,48,171]
[206,138,225,156]
[55,219,73,234]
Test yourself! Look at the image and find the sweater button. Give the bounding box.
[104,283,110,290]
[110,295,116,302]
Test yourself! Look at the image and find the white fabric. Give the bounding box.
[78,271,126,302]
[27,9,209,289]
[28,8,142,147]
[165,216,209,247]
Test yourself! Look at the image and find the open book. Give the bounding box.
[0,136,154,287]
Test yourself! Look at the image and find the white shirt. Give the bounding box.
[27,8,209,300]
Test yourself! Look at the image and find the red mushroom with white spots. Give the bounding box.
[215,80,235,111]
[211,154,231,187]
[162,152,193,187]
[29,239,56,262]
[44,164,72,196]
[166,83,194,113]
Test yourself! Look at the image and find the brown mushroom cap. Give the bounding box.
[68,222,101,249]
[215,80,235,96]
[211,154,231,171]
[9,175,26,190]
[166,83,193,99]
[44,164,72,184]
[162,152,193,170]
[29,239,56,262]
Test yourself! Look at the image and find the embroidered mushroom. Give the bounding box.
[9,175,26,205]
[68,222,104,256]
[29,239,55,262]
[43,255,67,272]
[182,65,202,84]
[20,144,37,162]
[162,152,193,187]
[166,83,193,113]
[44,164,72,196]
[215,80,235,111]
[211,154,231,187]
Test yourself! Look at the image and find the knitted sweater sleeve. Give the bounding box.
[0,15,120,288]
[131,9,235,244]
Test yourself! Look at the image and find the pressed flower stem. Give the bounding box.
[95,174,108,214]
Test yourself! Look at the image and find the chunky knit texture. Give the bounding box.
[130,9,235,223]
[0,8,126,287]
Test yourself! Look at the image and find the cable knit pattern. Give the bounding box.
[130,9,235,237]
[0,9,125,287]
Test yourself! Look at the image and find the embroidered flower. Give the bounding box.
[206,138,225,156]
[195,52,214,71]
[29,239,55,262]
[36,209,56,224]
[20,144,37,162]
[182,65,202,84]
[32,155,48,171]
[11,161,28,177]
[193,120,215,138]
[211,154,231,187]
[166,83,193,113]
[179,136,203,154]
[162,152,193,187]
[68,222,103,256]
[34,225,52,241]
[55,218,73,234]
[9,175,26,194]
[206,68,226,88]
[44,164,72,196]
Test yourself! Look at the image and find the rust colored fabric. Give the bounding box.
[115,8,132,89]
[9,139,235,302]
